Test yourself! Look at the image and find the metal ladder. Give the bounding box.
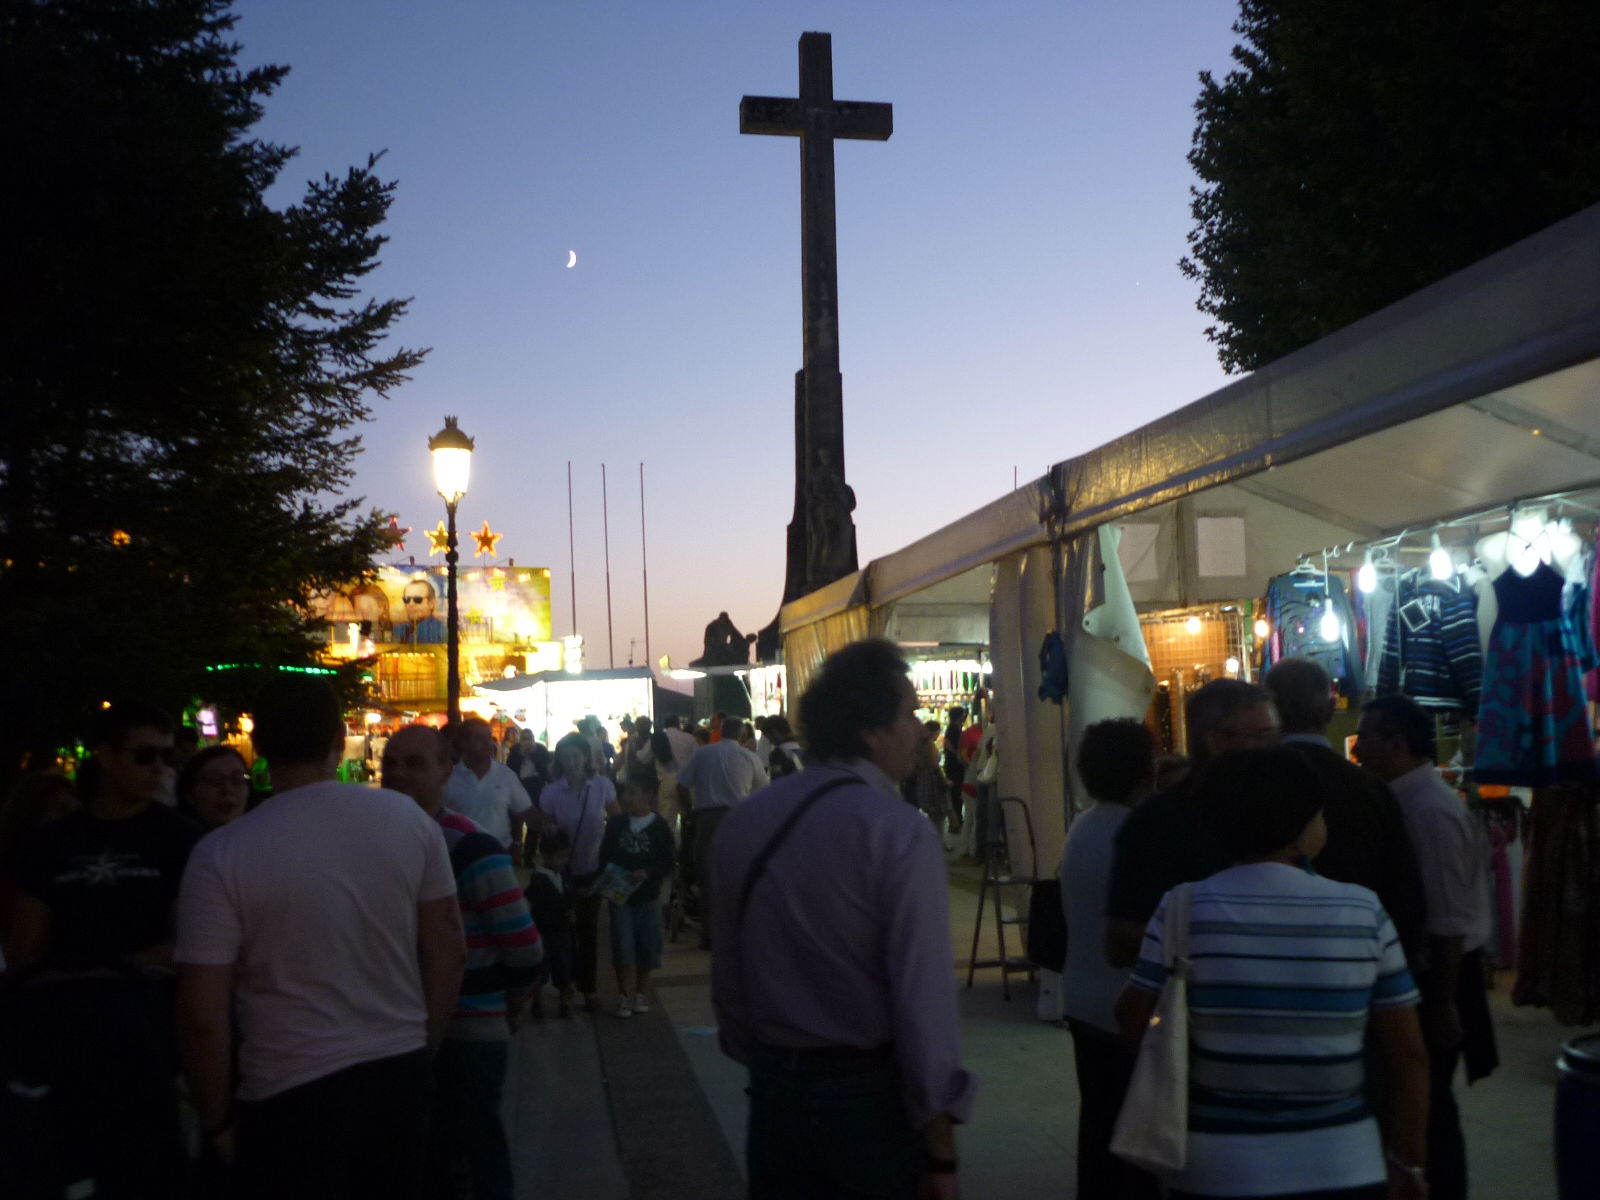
[965,794,1040,1000]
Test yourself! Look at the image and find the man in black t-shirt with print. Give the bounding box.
[4,700,200,1198]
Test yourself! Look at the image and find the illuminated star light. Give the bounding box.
[425,521,451,556]
[471,521,503,558]
[381,514,411,552]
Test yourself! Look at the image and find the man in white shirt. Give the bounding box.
[677,716,767,948]
[175,677,466,1200]
[1355,694,1496,1200]
[444,717,533,852]
[658,716,699,771]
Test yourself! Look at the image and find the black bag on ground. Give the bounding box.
[1026,879,1067,972]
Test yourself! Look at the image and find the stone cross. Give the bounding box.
[742,32,892,606]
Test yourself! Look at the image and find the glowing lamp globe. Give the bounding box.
[429,416,474,504]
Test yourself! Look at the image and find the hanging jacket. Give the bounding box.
[1375,570,1482,712]
[1263,572,1364,696]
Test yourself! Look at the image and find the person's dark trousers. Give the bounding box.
[235,1048,430,1200]
[693,805,728,948]
[1068,1021,1161,1200]
[0,974,185,1200]
[746,1048,919,1199]
[573,892,603,996]
[1419,948,1497,1200]
[429,1039,513,1200]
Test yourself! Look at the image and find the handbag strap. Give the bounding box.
[1165,882,1194,973]
[734,772,858,924]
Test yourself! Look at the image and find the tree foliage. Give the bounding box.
[1183,0,1600,373]
[0,0,426,770]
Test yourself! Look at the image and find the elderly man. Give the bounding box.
[711,639,975,1199]
[175,677,465,1200]
[383,725,542,1200]
[1355,694,1496,1200]
[1265,657,1427,959]
[1104,678,1282,966]
[677,714,768,949]
[445,717,533,853]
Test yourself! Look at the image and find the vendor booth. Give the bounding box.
[471,667,653,748]
[780,202,1600,1023]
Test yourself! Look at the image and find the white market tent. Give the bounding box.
[780,201,1600,872]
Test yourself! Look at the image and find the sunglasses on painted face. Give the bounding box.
[127,745,176,766]
[402,595,430,605]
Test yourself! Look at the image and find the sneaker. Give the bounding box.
[615,996,633,1019]
[632,992,650,1014]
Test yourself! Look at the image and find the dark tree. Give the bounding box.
[0,0,426,773]
[1183,0,1600,373]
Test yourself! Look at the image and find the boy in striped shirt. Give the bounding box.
[384,725,542,1200]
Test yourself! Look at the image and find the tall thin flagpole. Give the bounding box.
[566,461,577,639]
[602,464,615,669]
[639,462,652,671]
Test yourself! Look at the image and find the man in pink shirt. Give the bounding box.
[711,639,976,1199]
[174,677,466,1200]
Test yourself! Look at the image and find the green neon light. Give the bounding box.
[204,663,338,676]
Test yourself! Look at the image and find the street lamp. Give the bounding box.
[429,415,474,725]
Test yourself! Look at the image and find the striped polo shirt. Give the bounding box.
[437,810,543,1039]
[1130,861,1419,1197]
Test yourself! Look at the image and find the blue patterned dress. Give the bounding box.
[1475,561,1599,785]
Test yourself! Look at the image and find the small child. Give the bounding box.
[523,830,577,1018]
[598,765,676,1017]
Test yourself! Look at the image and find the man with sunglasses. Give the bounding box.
[5,700,202,1196]
[9,699,200,975]
[397,576,447,645]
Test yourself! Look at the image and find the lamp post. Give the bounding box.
[429,416,474,726]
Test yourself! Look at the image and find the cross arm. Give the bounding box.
[740,95,893,141]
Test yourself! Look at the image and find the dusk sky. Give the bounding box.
[234,0,1243,672]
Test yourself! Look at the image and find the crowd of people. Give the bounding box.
[0,641,1499,1200]
[1062,659,1494,1200]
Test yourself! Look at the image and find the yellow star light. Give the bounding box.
[471,521,503,558]
[425,521,451,555]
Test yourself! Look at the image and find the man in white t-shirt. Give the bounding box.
[175,677,466,1200]
[677,716,767,949]
[444,716,533,851]
[658,715,699,771]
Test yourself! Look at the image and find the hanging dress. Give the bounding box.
[1475,560,1599,785]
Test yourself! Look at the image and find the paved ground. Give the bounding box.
[502,859,1582,1199]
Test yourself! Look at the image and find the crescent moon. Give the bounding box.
[565,250,577,269]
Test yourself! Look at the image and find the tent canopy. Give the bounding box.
[781,200,1600,629]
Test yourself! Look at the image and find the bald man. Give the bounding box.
[384,725,541,1200]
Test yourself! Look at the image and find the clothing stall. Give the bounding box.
[777,200,1600,1024]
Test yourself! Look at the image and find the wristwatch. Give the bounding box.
[1386,1152,1427,1189]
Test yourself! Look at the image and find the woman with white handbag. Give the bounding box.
[1113,746,1431,1200]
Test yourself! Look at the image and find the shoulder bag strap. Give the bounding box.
[735,773,858,925]
[566,780,593,881]
[1166,882,1193,973]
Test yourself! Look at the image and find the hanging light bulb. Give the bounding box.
[1185,615,1203,634]
[1224,656,1241,677]
[1429,533,1454,580]
[1253,617,1269,640]
[1357,550,1377,594]
[1318,596,1341,642]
